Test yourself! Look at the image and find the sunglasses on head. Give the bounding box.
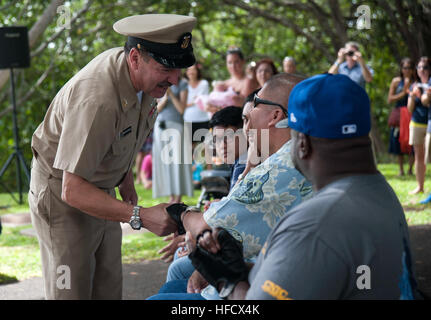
[226,48,242,54]
[253,94,288,118]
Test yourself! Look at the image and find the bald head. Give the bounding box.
[283,57,297,74]
[259,72,306,109]
[240,73,307,158]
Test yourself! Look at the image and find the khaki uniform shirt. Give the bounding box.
[31,47,158,190]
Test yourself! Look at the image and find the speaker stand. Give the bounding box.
[0,68,30,204]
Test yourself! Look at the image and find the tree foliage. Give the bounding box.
[0,0,429,189]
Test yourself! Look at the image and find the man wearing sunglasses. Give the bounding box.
[252,94,288,117]
[239,74,302,177]
[148,73,312,300]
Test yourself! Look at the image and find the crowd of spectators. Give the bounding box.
[135,47,296,202]
[131,43,429,300]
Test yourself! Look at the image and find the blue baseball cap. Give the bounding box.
[287,74,371,138]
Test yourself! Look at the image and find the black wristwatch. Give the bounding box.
[129,206,143,230]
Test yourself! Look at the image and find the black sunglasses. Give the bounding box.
[253,94,288,117]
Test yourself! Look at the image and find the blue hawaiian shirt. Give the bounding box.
[203,140,313,260]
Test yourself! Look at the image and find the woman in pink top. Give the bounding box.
[140,153,152,189]
[206,48,259,113]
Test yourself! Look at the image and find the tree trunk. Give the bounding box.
[370,114,386,157]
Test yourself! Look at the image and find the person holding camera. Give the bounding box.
[328,41,373,88]
[408,57,431,197]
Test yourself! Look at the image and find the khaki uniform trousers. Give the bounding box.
[28,160,122,300]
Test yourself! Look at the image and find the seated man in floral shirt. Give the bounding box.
[149,73,312,300]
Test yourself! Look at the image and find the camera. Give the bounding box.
[416,83,430,94]
[346,50,355,57]
[416,83,430,91]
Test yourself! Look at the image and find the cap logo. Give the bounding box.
[342,124,357,134]
[290,113,297,123]
[180,33,191,49]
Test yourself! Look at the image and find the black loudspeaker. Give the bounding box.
[0,26,30,69]
[0,26,31,204]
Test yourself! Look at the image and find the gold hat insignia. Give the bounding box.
[181,34,191,49]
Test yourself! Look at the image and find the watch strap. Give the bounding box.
[133,205,141,218]
[130,205,143,230]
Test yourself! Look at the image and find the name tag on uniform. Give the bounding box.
[120,126,132,138]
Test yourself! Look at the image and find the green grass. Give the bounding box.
[0,185,200,283]
[0,192,30,215]
[1,164,430,283]
[379,163,431,225]
[122,232,167,264]
[0,225,41,281]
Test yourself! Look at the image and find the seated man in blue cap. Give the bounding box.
[185,73,420,300]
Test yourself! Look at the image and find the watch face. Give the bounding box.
[130,219,141,230]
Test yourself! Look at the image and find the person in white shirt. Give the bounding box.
[183,63,211,143]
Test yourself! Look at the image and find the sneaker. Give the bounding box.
[419,193,431,204]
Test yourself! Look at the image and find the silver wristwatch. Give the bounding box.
[129,206,143,230]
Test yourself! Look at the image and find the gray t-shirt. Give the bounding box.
[246,174,416,300]
[157,79,188,123]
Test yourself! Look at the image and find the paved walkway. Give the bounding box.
[0,260,169,300]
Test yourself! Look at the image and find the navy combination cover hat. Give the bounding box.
[287,74,371,139]
[113,14,197,69]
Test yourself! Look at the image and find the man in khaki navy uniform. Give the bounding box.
[29,14,197,300]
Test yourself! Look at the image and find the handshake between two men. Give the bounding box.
[157,203,251,300]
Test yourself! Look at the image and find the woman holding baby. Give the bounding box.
[206,48,259,113]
